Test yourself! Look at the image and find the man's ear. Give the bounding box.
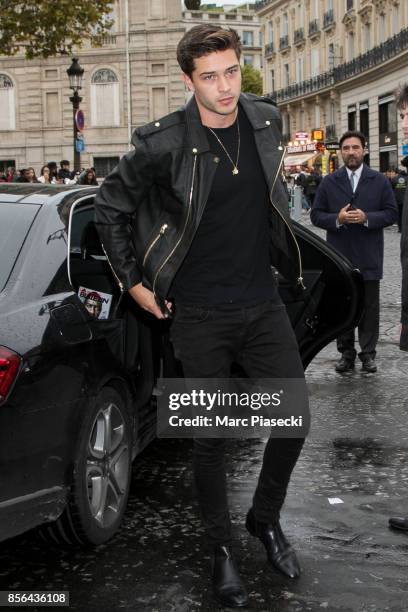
[182,72,194,93]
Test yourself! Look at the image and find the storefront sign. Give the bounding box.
[286,143,316,154]
[294,131,309,141]
[325,141,340,150]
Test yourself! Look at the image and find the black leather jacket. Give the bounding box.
[95,93,304,305]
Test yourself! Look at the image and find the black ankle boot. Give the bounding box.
[211,545,249,608]
[246,508,301,578]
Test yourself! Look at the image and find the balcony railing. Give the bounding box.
[326,124,337,140]
[323,9,334,29]
[266,27,408,104]
[294,28,305,45]
[309,19,320,37]
[279,35,290,51]
[265,42,274,56]
[254,0,273,11]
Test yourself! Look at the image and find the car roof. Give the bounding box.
[0,184,99,205]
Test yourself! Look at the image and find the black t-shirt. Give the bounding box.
[170,105,279,306]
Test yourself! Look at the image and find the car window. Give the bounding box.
[0,203,39,292]
[68,204,119,320]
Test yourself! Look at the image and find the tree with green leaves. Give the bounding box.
[241,64,263,96]
[185,0,202,10]
[0,0,115,59]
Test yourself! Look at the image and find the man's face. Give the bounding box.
[25,168,35,181]
[400,104,408,143]
[340,137,365,170]
[182,49,241,124]
[84,298,102,318]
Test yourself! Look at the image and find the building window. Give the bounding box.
[299,109,305,130]
[379,97,397,135]
[348,31,355,60]
[93,157,120,178]
[346,0,353,11]
[327,0,333,10]
[45,69,58,80]
[359,102,369,140]
[242,31,253,46]
[0,74,15,131]
[348,105,356,130]
[311,0,319,19]
[311,48,320,77]
[268,21,274,43]
[270,69,275,92]
[91,69,120,127]
[379,13,386,43]
[259,30,263,47]
[328,43,335,69]
[283,64,290,87]
[151,87,167,121]
[329,101,336,125]
[296,57,304,82]
[364,23,371,52]
[315,105,321,127]
[392,4,399,35]
[282,13,289,37]
[298,3,304,27]
[45,92,60,127]
[243,55,253,66]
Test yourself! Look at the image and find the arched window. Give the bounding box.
[0,74,16,131]
[91,69,120,127]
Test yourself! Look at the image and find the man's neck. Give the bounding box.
[196,98,238,129]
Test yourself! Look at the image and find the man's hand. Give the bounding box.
[128,283,172,320]
[337,203,367,225]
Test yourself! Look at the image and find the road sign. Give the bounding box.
[75,110,85,131]
[76,136,85,153]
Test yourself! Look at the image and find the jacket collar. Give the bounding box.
[184,93,269,154]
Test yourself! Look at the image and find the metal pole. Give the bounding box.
[70,91,82,173]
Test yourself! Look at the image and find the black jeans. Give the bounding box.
[337,280,380,362]
[170,300,305,546]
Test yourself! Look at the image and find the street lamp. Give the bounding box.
[67,57,84,173]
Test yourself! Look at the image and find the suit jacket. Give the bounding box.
[310,165,398,280]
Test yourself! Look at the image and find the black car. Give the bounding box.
[0,184,363,546]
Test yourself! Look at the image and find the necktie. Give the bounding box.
[350,172,356,193]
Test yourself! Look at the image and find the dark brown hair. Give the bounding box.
[396,83,408,109]
[177,25,242,77]
[339,130,366,149]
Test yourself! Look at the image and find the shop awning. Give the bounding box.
[284,152,316,168]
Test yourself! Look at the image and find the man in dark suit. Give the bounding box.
[311,130,398,374]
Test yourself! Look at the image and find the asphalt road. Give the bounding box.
[0,217,407,612]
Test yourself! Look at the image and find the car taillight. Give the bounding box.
[0,346,22,404]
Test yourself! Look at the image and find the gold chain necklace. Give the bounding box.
[207,117,240,176]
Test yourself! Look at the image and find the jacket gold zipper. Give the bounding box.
[152,154,197,295]
[142,224,168,267]
[269,146,305,289]
[101,241,125,292]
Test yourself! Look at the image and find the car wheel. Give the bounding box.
[40,386,132,546]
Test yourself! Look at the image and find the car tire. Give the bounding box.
[40,386,132,546]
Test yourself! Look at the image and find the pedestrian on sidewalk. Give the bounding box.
[310,130,398,374]
[95,24,307,608]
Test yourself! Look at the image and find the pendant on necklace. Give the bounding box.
[232,167,239,175]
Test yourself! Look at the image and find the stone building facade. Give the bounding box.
[0,0,185,177]
[256,0,408,171]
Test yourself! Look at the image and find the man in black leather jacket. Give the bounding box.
[389,83,408,533]
[95,25,307,608]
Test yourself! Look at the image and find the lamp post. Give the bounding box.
[67,58,84,173]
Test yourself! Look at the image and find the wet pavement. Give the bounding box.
[0,218,407,612]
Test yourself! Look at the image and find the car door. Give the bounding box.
[279,221,364,367]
